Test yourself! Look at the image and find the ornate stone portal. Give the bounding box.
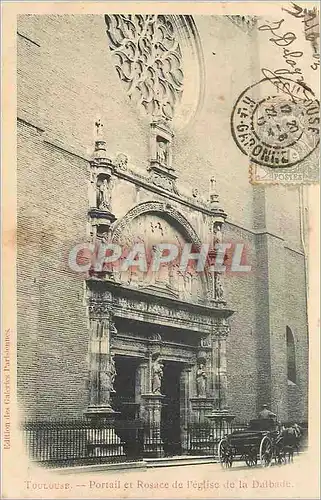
[85,115,233,457]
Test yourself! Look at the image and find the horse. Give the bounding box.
[276,424,302,463]
[292,423,303,454]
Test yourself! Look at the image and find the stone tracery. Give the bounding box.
[105,14,184,121]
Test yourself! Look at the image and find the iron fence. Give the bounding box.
[23,418,145,468]
[186,420,248,456]
[22,418,308,468]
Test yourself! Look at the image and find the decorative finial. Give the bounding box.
[209,176,219,205]
[210,177,217,195]
[95,119,104,138]
[92,119,111,164]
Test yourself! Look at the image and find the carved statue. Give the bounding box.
[213,224,223,245]
[192,188,199,199]
[109,354,117,393]
[196,363,207,397]
[98,178,111,210]
[99,354,117,395]
[100,230,111,244]
[210,176,217,195]
[183,272,193,297]
[156,140,167,165]
[115,153,128,170]
[95,119,104,138]
[152,357,164,394]
[215,273,224,300]
[100,370,111,394]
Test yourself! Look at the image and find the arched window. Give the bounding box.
[286,326,296,384]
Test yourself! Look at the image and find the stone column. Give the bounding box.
[136,360,149,418]
[85,302,123,458]
[211,335,220,409]
[218,335,228,410]
[139,346,165,457]
[205,322,234,455]
[210,319,230,411]
[140,395,165,457]
[87,314,115,415]
[180,365,192,454]
[189,337,216,421]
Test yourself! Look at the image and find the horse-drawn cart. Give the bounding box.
[218,419,295,468]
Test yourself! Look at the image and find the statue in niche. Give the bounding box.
[213,224,223,245]
[210,176,217,194]
[196,362,207,397]
[215,273,224,300]
[100,230,111,244]
[98,178,112,211]
[100,369,111,395]
[183,271,193,297]
[168,263,177,290]
[152,357,164,394]
[108,354,117,393]
[95,119,104,138]
[192,188,199,199]
[99,354,117,394]
[156,140,168,166]
[115,153,128,170]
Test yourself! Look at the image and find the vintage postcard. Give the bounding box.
[1,1,320,499]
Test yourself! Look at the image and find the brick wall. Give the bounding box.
[17,121,89,418]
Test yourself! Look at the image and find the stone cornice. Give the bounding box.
[108,163,227,219]
[17,117,226,219]
[113,333,197,351]
[87,278,234,323]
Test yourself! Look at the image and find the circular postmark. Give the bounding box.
[231,77,320,168]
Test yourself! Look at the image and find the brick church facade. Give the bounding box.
[17,14,309,454]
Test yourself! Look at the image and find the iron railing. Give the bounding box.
[23,418,145,468]
[22,418,308,468]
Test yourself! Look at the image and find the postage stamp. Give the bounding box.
[231,77,320,184]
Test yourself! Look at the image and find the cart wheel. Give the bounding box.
[259,436,273,467]
[218,438,233,468]
[245,454,257,467]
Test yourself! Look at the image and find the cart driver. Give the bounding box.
[258,404,277,420]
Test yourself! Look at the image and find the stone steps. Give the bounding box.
[51,451,308,473]
[145,455,217,468]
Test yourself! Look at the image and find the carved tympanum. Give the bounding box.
[105,14,184,121]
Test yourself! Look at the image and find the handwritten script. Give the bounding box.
[258,4,320,104]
